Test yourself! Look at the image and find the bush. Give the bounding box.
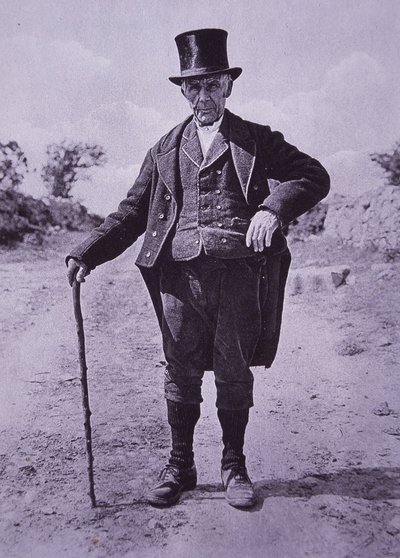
[0,141,28,190]
[371,142,400,187]
[42,141,107,198]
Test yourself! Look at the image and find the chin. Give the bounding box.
[196,111,218,125]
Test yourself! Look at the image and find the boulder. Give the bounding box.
[288,264,351,295]
[0,189,102,245]
[324,185,400,256]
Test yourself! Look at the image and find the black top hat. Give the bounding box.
[169,28,242,85]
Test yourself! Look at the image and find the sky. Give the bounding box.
[1,0,400,214]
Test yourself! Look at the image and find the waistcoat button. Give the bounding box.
[145,251,151,257]
[216,205,222,210]
[164,194,171,200]
[221,238,227,243]
[216,189,221,194]
[152,231,157,237]
[216,170,222,175]
[158,213,165,220]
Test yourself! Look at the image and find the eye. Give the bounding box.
[207,83,220,91]
[189,84,200,93]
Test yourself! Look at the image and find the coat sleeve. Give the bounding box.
[260,128,330,227]
[67,148,154,270]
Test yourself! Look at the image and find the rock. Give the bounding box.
[41,507,56,516]
[19,465,37,476]
[148,519,164,530]
[372,402,392,416]
[288,264,351,295]
[383,427,400,437]
[377,336,392,347]
[331,268,350,287]
[386,515,400,536]
[0,189,103,246]
[324,185,400,254]
[335,339,365,356]
[288,203,328,239]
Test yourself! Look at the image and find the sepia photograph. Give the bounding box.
[1,1,399,556]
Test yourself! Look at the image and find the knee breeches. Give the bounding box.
[160,254,266,410]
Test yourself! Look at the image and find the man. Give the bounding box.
[67,28,330,509]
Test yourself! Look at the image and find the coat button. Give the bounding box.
[152,231,157,237]
[217,222,223,227]
[221,238,227,243]
[164,193,171,200]
[253,184,259,190]
[216,189,221,194]
[195,239,200,244]
[145,251,151,258]
[216,205,222,210]
[158,213,165,220]
[216,169,222,175]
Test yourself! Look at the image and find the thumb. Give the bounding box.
[76,265,89,283]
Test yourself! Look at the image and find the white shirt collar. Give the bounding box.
[194,112,224,134]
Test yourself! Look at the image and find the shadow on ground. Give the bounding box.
[185,467,400,510]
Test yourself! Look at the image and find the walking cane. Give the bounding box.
[72,280,97,508]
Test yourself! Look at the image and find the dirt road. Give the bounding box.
[1,232,399,558]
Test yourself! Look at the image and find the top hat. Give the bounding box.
[169,28,242,85]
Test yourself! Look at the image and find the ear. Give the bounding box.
[224,80,233,99]
[180,82,189,99]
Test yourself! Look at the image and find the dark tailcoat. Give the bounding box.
[69,110,330,368]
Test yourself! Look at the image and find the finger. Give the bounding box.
[265,217,280,247]
[246,222,255,247]
[252,224,262,251]
[67,263,78,286]
[76,267,87,283]
[250,220,259,250]
[264,227,273,247]
[256,227,266,252]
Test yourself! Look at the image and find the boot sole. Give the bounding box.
[225,495,257,508]
[146,479,197,507]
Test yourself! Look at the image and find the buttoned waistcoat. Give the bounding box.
[68,109,330,367]
[167,117,255,260]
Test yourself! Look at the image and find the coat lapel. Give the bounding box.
[201,128,229,170]
[156,115,192,201]
[181,120,203,168]
[156,110,257,202]
[156,147,179,200]
[226,110,256,200]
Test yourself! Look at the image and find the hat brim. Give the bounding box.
[169,67,242,85]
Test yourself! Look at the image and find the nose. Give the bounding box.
[198,86,210,102]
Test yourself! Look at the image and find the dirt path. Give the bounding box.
[1,233,399,558]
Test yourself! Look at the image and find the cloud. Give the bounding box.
[233,51,400,197]
[56,101,176,165]
[322,150,384,198]
[236,51,399,157]
[0,35,111,127]
[6,40,399,210]
[73,164,142,215]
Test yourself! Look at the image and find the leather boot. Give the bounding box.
[146,401,200,507]
[221,465,256,508]
[146,463,197,507]
[218,408,256,508]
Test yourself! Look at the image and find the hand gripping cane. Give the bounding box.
[72,280,96,507]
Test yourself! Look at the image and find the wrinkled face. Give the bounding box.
[181,73,233,126]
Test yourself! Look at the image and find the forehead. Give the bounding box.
[185,74,225,86]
